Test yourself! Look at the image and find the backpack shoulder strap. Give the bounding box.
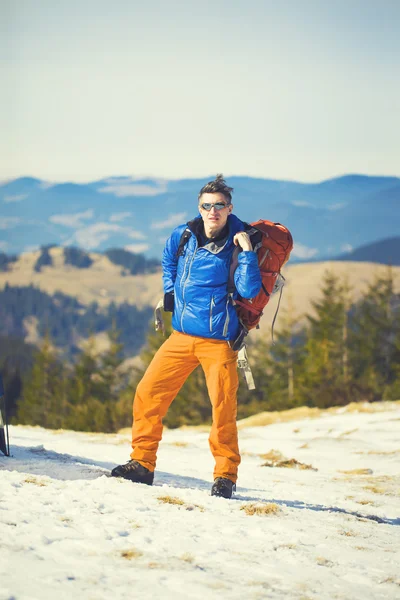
[176,228,192,257]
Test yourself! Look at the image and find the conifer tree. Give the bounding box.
[300,271,352,407]
[18,333,66,428]
[350,268,400,400]
[266,296,307,410]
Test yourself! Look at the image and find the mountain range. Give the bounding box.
[1,174,399,261]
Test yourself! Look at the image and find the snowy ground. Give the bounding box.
[1,402,399,600]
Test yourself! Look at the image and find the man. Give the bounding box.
[111,175,261,498]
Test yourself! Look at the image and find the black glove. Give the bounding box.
[164,292,175,312]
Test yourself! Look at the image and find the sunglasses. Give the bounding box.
[200,202,229,211]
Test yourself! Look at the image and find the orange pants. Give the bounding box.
[130,331,240,483]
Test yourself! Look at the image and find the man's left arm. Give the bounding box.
[234,252,261,299]
[232,231,261,299]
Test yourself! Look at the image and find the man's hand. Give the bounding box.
[233,231,253,251]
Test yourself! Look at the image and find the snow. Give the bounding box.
[1,403,399,600]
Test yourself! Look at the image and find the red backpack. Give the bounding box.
[229,220,293,332]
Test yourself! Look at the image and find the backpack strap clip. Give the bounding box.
[237,346,256,390]
[154,298,165,335]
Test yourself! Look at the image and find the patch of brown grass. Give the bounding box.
[157,495,185,506]
[184,503,205,512]
[338,468,373,475]
[380,576,400,586]
[237,400,400,430]
[120,548,142,560]
[240,502,281,516]
[363,485,386,495]
[262,457,317,471]
[356,500,377,506]
[180,553,194,563]
[316,556,334,567]
[167,441,189,447]
[298,443,309,449]
[340,530,357,537]
[237,406,323,429]
[157,495,204,511]
[23,476,47,487]
[354,449,400,455]
[260,449,284,462]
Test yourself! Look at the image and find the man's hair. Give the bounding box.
[198,174,234,204]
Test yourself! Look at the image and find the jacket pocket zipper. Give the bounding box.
[209,296,215,332]
[223,293,232,337]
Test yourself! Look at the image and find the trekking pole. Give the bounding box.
[0,374,10,457]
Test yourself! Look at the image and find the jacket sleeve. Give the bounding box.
[234,250,262,299]
[162,227,182,293]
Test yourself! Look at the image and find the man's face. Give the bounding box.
[198,192,233,234]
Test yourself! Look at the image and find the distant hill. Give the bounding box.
[334,237,400,265]
[1,173,399,261]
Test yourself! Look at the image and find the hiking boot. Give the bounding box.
[211,477,236,499]
[111,459,154,485]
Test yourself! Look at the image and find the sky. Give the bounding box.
[1,0,400,183]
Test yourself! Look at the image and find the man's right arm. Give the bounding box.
[161,226,185,311]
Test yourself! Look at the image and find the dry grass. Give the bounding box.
[338,468,373,475]
[148,561,163,569]
[356,500,377,506]
[298,443,309,449]
[23,476,47,487]
[379,576,400,586]
[180,553,195,563]
[354,449,400,455]
[339,428,359,437]
[157,495,204,512]
[120,548,143,560]
[185,503,205,512]
[167,441,189,447]
[262,457,317,471]
[339,530,357,537]
[237,400,400,429]
[157,495,185,506]
[240,502,281,516]
[316,556,334,567]
[363,485,386,495]
[260,449,285,462]
[238,406,323,429]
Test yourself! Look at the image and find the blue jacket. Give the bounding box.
[162,214,261,341]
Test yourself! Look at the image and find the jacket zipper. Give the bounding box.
[222,293,233,337]
[209,296,215,332]
[180,238,198,333]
